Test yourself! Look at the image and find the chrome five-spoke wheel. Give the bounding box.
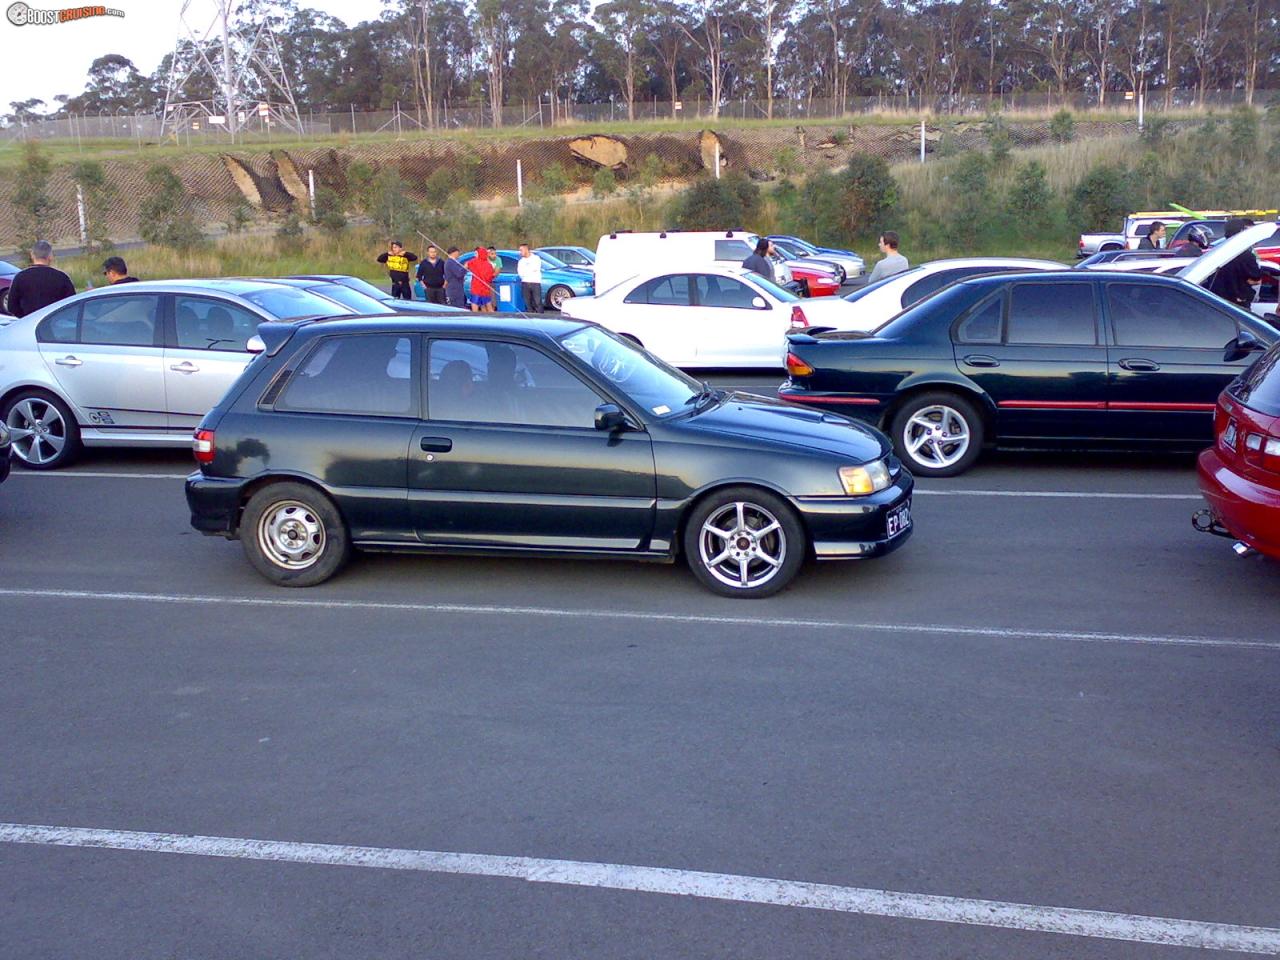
[902,404,970,470]
[698,500,787,590]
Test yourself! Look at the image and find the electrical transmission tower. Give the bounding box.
[160,0,304,141]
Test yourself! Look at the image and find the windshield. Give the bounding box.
[559,325,703,418]
[844,268,922,303]
[748,273,801,303]
[331,276,392,300]
[240,286,357,320]
[789,239,819,255]
[536,251,567,268]
[303,283,393,314]
[0,260,19,277]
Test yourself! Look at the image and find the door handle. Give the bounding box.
[55,356,82,367]
[169,361,200,374]
[1119,358,1160,371]
[963,355,1000,368]
[420,436,453,453]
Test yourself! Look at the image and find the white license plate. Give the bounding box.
[887,500,912,538]
[1223,421,1238,451]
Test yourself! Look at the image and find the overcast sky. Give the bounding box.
[1,0,382,113]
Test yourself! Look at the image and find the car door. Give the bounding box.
[620,274,697,365]
[952,281,1110,440]
[1104,281,1255,442]
[164,294,266,430]
[410,337,655,549]
[691,273,780,367]
[36,292,167,430]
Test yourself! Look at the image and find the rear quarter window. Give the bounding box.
[1230,344,1280,417]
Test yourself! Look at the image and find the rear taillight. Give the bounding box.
[1243,430,1280,472]
[790,305,809,329]
[786,352,814,377]
[193,428,215,464]
[1078,238,1085,249]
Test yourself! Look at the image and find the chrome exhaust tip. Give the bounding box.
[1232,541,1256,557]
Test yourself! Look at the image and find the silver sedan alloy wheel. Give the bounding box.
[6,397,68,466]
[698,500,787,590]
[902,403,971,470]
[257,499,327,570]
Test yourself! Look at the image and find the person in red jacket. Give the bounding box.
[466,244,496,312]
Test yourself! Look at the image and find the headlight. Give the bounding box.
[839,460,891,495]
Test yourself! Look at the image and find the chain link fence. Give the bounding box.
[0,114,1208,249]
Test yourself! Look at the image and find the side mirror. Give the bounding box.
[1223,329,1264,363]
[246,334,266,354]
[751,296,768,309]
[594,402,628,432]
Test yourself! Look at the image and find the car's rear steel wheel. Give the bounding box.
[683,487,806,598]
[241,482,351,586]
[3,391,81,470]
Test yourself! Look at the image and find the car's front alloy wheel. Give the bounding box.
[684,486,806,598]
[547,285,573,311]
[241,482,351,586]
[890,392,984,477]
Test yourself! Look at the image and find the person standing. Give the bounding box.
[467,245,497,313]
[867,231,908,283]
[376,240,418,300]
[416,245,447,304]
[741,238,775,282]
[1209,218,1263,310]
[1138,221,1166,250]
[102,256,139,284]
[8,240,75,318]
[517,243,543,313]
[444,246,468,309]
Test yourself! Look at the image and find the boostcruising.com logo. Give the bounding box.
[7,2,124,25]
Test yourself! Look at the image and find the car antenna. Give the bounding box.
[415,227,538,321]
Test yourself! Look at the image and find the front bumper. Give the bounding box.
[794,473,914,560]
[186,471,249,537]
[1196,448,1280,559]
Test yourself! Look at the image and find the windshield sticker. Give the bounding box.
[652,404,671,415]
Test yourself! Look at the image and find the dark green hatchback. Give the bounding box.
[185,313,913,597]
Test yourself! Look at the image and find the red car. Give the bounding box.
[1196,342,1280,559]
[0,260,18,315]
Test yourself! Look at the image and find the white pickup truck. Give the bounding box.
[1077,213,1194,257]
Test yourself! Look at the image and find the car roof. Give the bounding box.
[74,278,309,295]
[286,312,588,340]
[959,269,1186,288]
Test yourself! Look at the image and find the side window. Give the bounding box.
[954,295,1003,344]
[1007,283,1097,345]
[694,274,761,309]
[428,339,603,429]
[37,303,81,343]
[277,335,413,416]
[80,295,160,347]
[903,271,960,308]
[714,240,753,261]
[626,274,690,307]
[174,296,261,351]
[499,255,520,272]
[1108,284,1239,349]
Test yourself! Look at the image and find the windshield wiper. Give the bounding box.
[685,381,724,410]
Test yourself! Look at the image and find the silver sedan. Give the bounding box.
[0,279,355,469]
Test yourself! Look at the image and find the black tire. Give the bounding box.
[0,287,9,315]
[547,285,573,311]
[240,482,351,587]
[889,391,985,478]
[2,389,82,470]
[683,486,806,599]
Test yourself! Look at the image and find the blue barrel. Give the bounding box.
[495,278,525,312]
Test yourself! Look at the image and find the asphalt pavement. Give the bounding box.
[2,424,1278,958]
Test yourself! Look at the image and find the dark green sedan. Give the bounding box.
[186,315,913,597]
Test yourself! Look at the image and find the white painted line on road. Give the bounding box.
[914,488,1200,500]
[2,822,1277,954]
[0,587,1272,652]
[5,471,188,480]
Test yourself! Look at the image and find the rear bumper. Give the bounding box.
[794,474,914,560]
[186,471,249,537]
[1196,448,1280,559]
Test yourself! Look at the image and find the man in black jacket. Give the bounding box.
[8,241,75,317]
[1209,218,1263,310]
[102,256,139,284]
[415,245,447,304]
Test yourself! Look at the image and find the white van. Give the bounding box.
[594,230,794,296]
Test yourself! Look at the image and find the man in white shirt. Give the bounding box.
[517,243,544,313]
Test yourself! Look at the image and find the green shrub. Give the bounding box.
[839,153,898,239]
[537,161,572,196]
[829,129,849,147]
[592,167,618,199]
[226,200,253,234]
[311,188,346,234]
[11,143,55,250]
[139,165,203,250]
[1227,105,1260,156]
[275,212,305,250]
[984,112,1012,166]
[1050,110,1076,144]
[774,146,800,178]
[670,173,761,231]
[947,151,993,244]
[422,167,458,210]
[514,198,561,245]
[1006,161,1053,233]
[1140,116,1170,147]
[1071,163,1132,231]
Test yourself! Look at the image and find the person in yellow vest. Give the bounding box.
[376,240,418,300]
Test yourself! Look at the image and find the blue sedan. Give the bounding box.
[458,249,594,310]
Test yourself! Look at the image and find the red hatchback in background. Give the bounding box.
[1196,343,1280,559]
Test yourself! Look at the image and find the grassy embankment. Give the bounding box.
[50,113,1280,288]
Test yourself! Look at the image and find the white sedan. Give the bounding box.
[559,266,855,369]
[838,258,1065,331]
